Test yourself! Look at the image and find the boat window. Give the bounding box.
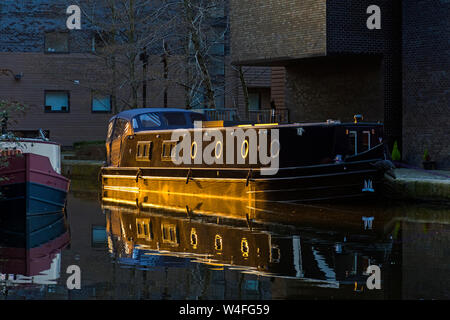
[112,119,128,140]
[362,131,371,151]
[106,121,114,142]
[161,140,177,161]
[349,131,358,155]
[136,218,153,240]
[189,112,208,124]
[162,224,179,245]
[270,245,280,263]
[137,113,162,129]
[136,141,152,161]
[162,112,187,126]
[132,118,139,130]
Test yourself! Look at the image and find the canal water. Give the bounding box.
[1,179,449,300]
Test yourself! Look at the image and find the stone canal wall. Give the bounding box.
[384,169,450,203]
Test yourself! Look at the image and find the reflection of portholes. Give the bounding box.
[190,228,198,249]
[215,141,223,159]
[241,140,249,159]
[241,238,249,257]
[270,139,280,158]
[191,141,197,159]
[270,246,280,263]
[215,235,223,251]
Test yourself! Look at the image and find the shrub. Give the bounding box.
[391,141,401,161]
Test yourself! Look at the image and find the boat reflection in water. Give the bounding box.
[0,208,70,287]
[103,196,401,299]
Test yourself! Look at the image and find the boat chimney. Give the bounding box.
[354,114,364,124]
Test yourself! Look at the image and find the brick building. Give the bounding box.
[402,1,450,167]
[230,0,449,169]
[0,0,281,146]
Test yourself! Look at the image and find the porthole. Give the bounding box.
[270,139,280,158]
[215,141,223,159]
[215,235,223,251]
[190,228,198,249]
[241,140,249,159]
[191,141,197,160]
[241,238,249,258]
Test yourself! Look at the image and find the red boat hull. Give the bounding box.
[0,153,70,215]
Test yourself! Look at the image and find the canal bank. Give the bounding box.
[384,168,450,203]
[61,156,103,197]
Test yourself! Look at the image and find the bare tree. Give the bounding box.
[164,0,228,110]
[71,0,177,112]
[66,0,250,114]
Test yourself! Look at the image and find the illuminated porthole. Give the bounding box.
[215,141,223,159]
[215,234,223,252]
[190,228,198,249]
[191,141,197,160]
[241,140,249,159]
[241,238,249,258]
[270,139,280,158]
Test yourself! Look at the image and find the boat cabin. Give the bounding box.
[106,108,209,166]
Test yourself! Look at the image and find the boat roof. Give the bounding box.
[110,108,198,122]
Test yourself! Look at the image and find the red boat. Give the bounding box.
[0,230,70,280]
[0,137,70,215]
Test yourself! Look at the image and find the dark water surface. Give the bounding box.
[1,181,449,300]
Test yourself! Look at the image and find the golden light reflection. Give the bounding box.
[190,228,198,249]
[215,234,223,254]
[241,238,249,258]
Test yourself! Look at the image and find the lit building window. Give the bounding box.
[92,92,112,113]
[45,91,70,113]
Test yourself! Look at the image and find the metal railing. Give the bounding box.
[192,108,290,124]
[192,108,239,121]
[248,109,290,124]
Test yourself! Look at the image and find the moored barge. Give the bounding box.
[0,134,70,216]
[101,108,392,207]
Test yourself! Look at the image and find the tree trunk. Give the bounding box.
[184,0,216,109]
[239,66,249,120]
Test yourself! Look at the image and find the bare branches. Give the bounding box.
[62,0,232,111]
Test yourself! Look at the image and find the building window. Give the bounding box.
[45,91,70,113]
[45,32,69,53]
[248,92,261,111]
[92,31,112,53]
[91,226,107,248]
[92,92,112,113]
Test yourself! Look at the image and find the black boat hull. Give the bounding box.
[102,159,383,217]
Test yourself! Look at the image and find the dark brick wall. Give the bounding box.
[285,56,384,124]
[326,0,403,152]
[0,0,91,52]
[230,0,402,150]
[229,0,327,64]
[402,0,450,168]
